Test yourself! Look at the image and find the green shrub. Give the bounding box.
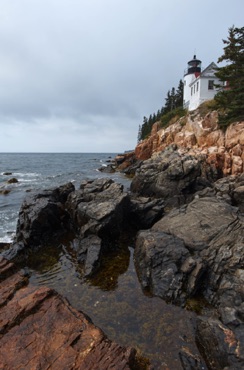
[160,107,187,129]
[197,99,217,117]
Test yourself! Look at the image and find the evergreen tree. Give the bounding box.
[170,87,176,110]
[164,90,172,113]
[214,26,244,126]
[141,115,152,140]
[152,112,157,124]
[137,124,142,142]
[156,109,161,121]
[175,79,184,108]
[160,106,165,116]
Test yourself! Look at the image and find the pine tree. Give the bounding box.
[170,87,176,110]
[164,90,172,113]
[175,79,184,108]
[141,115,155,140]
[137,124,142,142]
[214,26,244,127]
[156,109,161,121]
[152,113,157,124]
[160,106,165,116]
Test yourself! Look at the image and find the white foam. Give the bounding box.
[0,233,15,243]
[14,172,39,177]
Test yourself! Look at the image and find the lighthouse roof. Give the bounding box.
[188,54,202,64]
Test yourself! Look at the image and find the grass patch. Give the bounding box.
[160,107,187,129]
[197,99,217,117]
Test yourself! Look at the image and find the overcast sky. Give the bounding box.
[0,0,243,153]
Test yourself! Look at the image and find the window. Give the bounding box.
[208,80,214,90]
[197,81,199,92]
[194,85,195,94]
[191,87,193,96]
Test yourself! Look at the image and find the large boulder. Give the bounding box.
[66,178,129,240]
[135,196,244,313]
[131,145,217,208]
[152,197,239,251]
[134,230,204,305]
[2,183,75,261]
[71,235,103,277]
[128,196,164,229]
[15,182,75,246]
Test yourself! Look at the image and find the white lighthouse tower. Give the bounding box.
[183,55,202,109]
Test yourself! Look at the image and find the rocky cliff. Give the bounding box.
[135,110,244,176]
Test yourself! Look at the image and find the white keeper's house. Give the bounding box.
[183,55,223,111]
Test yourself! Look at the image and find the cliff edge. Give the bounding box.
[135,109,244,176]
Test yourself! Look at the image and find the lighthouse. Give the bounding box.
[183,55,202,109]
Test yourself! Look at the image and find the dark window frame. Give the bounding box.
[208,80,214,90]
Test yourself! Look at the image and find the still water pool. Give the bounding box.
[28,240,205,369]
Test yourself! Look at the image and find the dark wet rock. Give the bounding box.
[14,182,75,246]
[128,196,164,229]
[2,183,75,262]
[212,173,244,212]
[134,194,244,369]
[2,177,166,272]
[2,179,133,278]
[122,160,143,176]
[2,241,27,261]
[98,164,115,173]
[3,172,12,175]
[151,197,244,317]
[196,317,244,370]
[152,197,238,251]
[130,146,217,208]
[0,258,137,369]
[134,231,205,305]
[150,197,244,316]
[0,188,10,195]
[200,220,244,323]
[0,242,11,252]
[66,178,129,240]
[73,235,102,277]
[7,177,18,184]
[79,177,113,192]
[233,185,244,212]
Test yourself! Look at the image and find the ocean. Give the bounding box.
[0,153,130,243]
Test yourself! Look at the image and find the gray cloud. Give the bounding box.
[0,0,243,152]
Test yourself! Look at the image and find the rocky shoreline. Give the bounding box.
[0,257,137,370]
[1,111,243,369]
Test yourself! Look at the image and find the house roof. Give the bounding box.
[201,62,218,77]
[189,62,217,86]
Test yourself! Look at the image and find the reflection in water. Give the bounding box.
[89,245,130,290]
[28,243,205,369]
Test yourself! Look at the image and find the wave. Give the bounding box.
[12,172,40,177]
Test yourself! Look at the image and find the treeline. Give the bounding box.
[214,25,244,128]
[138,79,184,141]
